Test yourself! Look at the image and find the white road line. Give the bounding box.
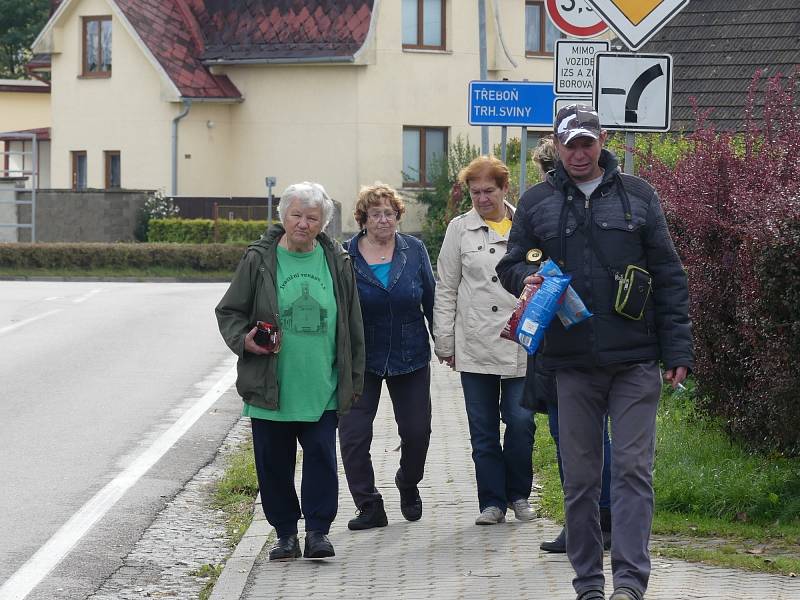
[0,361,238,600]
[0,310,63,336]
[73,289,102,304]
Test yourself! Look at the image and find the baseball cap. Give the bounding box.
[554,104,601,145]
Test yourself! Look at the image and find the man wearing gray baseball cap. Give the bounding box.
[497,104,693,600]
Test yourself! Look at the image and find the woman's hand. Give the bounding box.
[439,355,456,370]
[244,326,281,355]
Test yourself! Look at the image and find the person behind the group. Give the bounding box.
[433,155,536,526]
[339,183,436,530]
[530,135,613,554]
[497,105,693,600]
[216,182,365,562]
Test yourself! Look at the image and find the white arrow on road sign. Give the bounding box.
[585,0,689,50]
[554,39,609,96]
[593,52,673,131]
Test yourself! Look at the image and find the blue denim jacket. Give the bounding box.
[345,232,435,376]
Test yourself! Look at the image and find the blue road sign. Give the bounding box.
[469,81,556,127]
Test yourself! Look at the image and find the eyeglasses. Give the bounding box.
[366,210,398,222]
[469,187,499,199]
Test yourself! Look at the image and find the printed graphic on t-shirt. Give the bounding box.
[281,282,328,335]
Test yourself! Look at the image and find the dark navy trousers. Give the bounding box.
[250,410,338,538]
[339,365,432,508]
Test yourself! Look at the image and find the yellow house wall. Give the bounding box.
[209,0,561,232]
[218,65,359,220]
[49,0,233,193]
[46,0,570,230]
[350,0,557,231]
[0,91,50,134]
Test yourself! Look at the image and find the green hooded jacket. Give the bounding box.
[215,224,365,414]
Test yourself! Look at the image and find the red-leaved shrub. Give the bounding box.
[639,70,800,455]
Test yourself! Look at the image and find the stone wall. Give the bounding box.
[16,189,150,242]
[12,189,345,243]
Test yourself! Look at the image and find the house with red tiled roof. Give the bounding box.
[29,0,568,231]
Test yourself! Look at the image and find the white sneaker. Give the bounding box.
[508,498,535,521]
[475,506,506,525]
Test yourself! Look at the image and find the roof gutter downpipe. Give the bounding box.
[171,99,192,196]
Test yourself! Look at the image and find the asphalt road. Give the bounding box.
[0,281,242,600]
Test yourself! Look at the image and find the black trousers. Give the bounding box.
[251,410,338,538]
[338,365,432,508]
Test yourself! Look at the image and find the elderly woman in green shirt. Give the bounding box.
[216,182,365,561]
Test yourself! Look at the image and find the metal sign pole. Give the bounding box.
[624,131,635,174]
[478,0,489,154]
[32,137,38,242]
[520,127,528,195]
[500,126,507,162]
[265,176,276,224]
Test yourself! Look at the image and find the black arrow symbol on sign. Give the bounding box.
[625,64,664,123]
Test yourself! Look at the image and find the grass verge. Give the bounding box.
[532,380,800,576]
[213,439,259,547]
[192,438,259,598]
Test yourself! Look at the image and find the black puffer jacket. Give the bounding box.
[496,150,694,372]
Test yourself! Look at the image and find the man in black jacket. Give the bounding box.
[496,104,693,600]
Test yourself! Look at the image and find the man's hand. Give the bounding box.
[663,366,688,389]
[523,274,544,294]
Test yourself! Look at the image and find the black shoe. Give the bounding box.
[395,474,422,522]
[609,587,642,600]
[540,527,566,553]
[268,534,301,561]
[348,498,388,530]
[577,589,606,600]
[303,531,335,559]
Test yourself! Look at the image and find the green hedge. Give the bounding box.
[148,218,268,243]
[0,243,247,271]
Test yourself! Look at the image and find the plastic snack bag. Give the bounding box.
[500,282,536,342]
[515,273,572,355]
[538,259,593,330]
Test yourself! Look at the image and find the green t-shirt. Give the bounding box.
[242,244,338,421]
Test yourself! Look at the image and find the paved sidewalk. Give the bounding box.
[222,361,800,600]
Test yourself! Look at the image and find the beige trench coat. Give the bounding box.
[433,204,528,377]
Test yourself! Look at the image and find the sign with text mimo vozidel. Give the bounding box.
[468,81,556,128]
[554,39,609,95]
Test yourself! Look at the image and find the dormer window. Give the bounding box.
[82,16,112,77]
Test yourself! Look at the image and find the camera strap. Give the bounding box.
[557,174,633,282]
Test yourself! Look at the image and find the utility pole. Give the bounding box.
[478,0,489,155]
[265,177,276,223]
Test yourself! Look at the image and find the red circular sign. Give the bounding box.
[545,0,609,38]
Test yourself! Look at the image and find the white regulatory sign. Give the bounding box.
[554,40,609,96]
[593,52,672,132]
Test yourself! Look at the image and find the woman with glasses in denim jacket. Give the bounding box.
[339,182,436,530]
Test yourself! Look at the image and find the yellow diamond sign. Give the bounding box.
[586,0,690,50]
[610,0,663,25]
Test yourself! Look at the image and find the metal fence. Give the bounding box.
[0,132,38,242]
